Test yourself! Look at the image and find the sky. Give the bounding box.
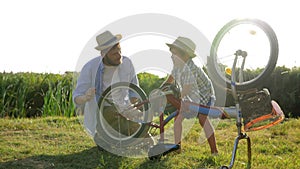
[0,0,299,74]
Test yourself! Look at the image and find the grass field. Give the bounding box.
[0,117,299,169]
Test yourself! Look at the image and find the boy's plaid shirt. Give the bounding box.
[171,59,215,105]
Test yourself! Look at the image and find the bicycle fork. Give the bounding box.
[226,103,251,169]
[223,50,251,169]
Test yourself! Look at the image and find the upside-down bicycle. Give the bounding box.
[96,18,285,168]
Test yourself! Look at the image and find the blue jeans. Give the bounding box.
[182,96,222,119]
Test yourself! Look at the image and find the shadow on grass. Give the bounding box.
[137,154,220,169]
[0,147,220,169]
[0,147,102,169]
[0,146,158,169]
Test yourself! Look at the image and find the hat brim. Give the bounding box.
[95,34,122,51]
[166,43,196,58]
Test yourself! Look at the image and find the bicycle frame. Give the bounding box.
[144,87,236,160]
[140,91,233,144]
[149,110,178,143]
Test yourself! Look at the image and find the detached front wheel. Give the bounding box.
[208,18,278,91]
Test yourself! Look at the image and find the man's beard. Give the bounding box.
[103,56,122,66]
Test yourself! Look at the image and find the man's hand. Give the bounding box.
[84,88,96,102]
[74,87,96,105]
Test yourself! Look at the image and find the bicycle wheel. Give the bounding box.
[97,82,152,147]
[208,18,278,91]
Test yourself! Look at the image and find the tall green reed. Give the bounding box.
[0,72,75,118]
[0,73,28,117]
[42,73,75,117]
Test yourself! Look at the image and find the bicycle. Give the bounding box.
[208,18,283,169]
[96,18,285,168]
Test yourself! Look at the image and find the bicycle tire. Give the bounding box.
[208,18,278,91]
[97,82,151,146]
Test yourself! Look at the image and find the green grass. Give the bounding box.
[0,117,299,169]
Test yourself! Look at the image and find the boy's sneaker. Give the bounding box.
[165,144,181,154]
[173,144,181,154]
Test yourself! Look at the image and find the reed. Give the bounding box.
[0,72,75,118]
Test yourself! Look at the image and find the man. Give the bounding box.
[163,36,218,155]
[73,31,146,151]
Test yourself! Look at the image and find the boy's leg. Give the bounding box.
[198,114,218,154]
[174,113,184,145]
